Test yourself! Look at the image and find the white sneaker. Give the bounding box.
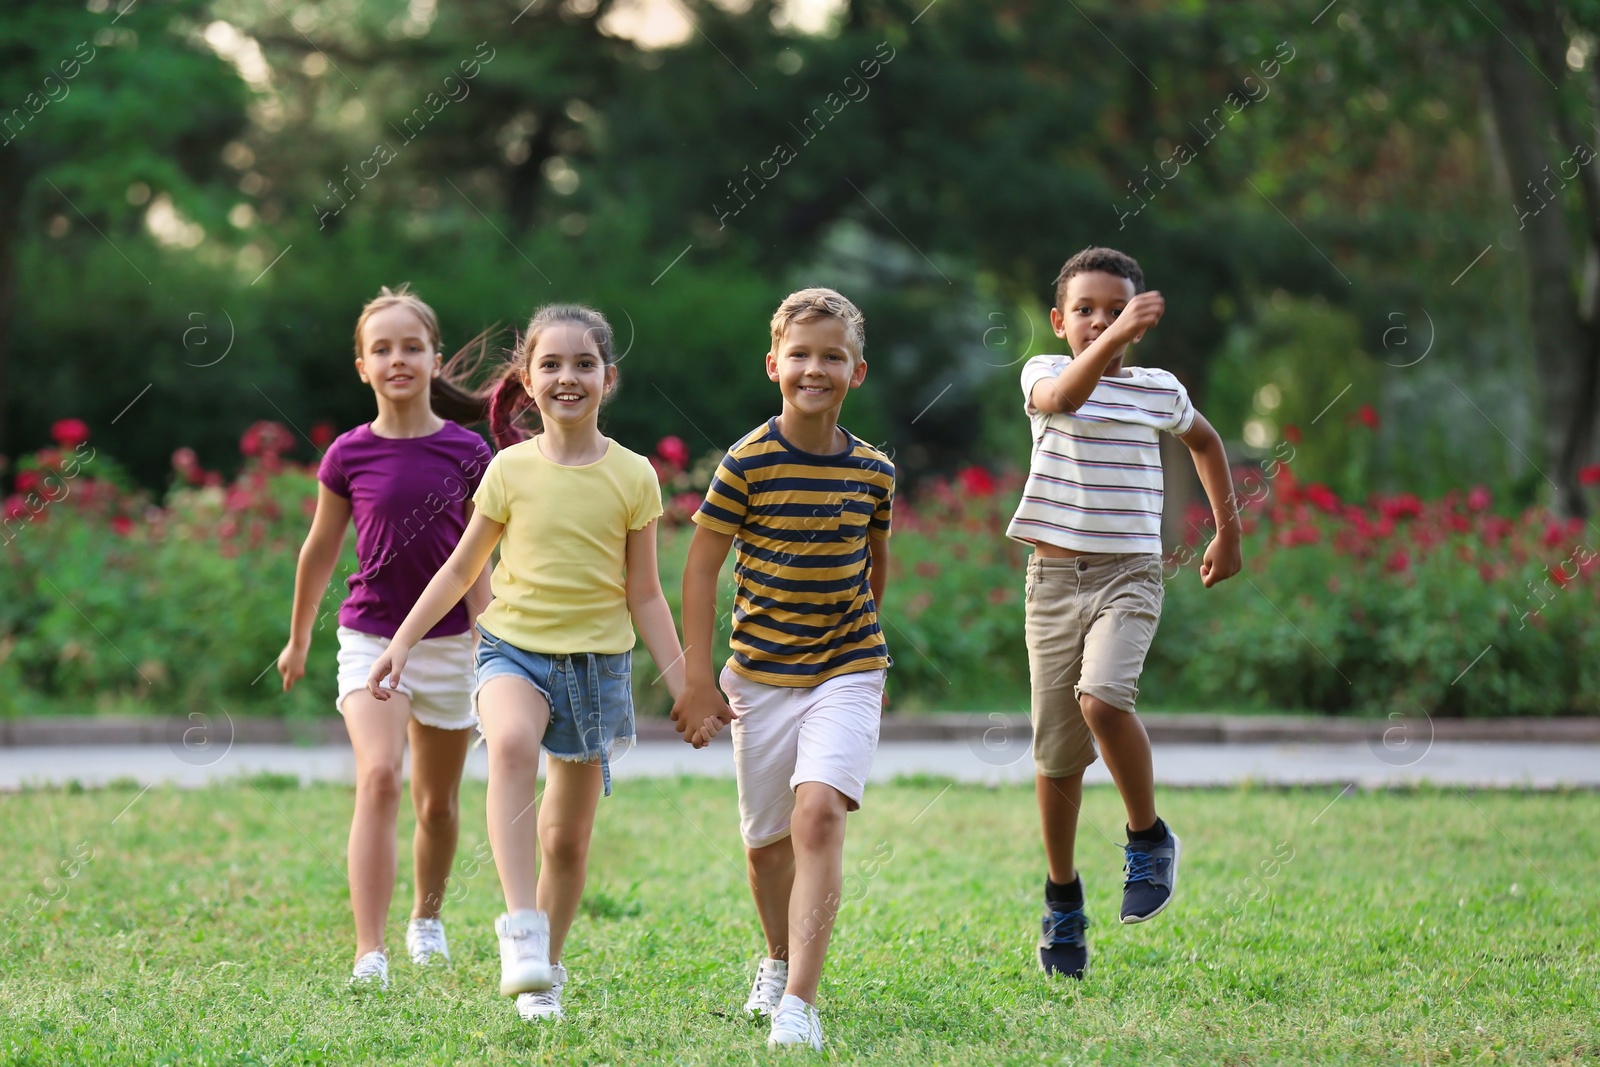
[350,949,389,990]
[768,994,823,1051]
[516,962,567,1021]
[495,910,553,996]
[744,956,788,1018]
[405,917,450,967]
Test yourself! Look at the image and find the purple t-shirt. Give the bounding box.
[317,421,493,640]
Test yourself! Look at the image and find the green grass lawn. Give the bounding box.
[1,778,1595,1065]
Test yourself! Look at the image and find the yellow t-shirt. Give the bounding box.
[472,437,663,654]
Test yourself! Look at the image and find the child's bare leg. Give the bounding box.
[536,757,604,962]
[343,692,411,960]
[747,836,796,960]
[1081,695,1157,831]
[477,676,551,912]
[407,718,471,918]
[783,782,849,1004]
[1036,771,1085,885]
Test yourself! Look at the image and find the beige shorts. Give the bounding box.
[335,626,478,731]
[723,665,885,849]
[1024,552,1164,777]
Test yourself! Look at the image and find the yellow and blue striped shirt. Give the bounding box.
[693,418,894,687]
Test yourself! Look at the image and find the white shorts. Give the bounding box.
[335,626,477,731]
[724,665,886,849]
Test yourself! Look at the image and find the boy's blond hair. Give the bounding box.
[769,287,866,363]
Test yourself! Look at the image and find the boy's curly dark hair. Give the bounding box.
[1053,246,1146,307]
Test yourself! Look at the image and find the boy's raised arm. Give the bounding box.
[671,525,738,747]
[1033,290,1166,415]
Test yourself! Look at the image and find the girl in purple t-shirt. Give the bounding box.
[276,284,494,991]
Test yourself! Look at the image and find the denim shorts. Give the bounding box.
[472,625,636,796]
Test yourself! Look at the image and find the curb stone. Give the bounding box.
[2,712,1597,746]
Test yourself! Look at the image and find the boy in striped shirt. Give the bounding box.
[1009,247,1241,979]
[673,288,893,1051]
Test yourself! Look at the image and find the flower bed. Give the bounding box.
[3,422,1596,717]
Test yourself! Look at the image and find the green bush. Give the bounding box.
[4,423,1597,718]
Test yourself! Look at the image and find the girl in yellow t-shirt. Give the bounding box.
[365,304,689,1022]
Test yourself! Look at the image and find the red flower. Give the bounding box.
[1482,515,1513,546]
[1283,424,1302,444]
[111,515,133,537]
[240,420,293,458]
[1305,483,1340,513]
[1278,522,1319,547]
[656,435,690,471]
[51,418,89,448]
[171,447,200,486]
[3,494,28,520]
[1467,485,1491,512]
[1356,403,1379,430]
[1579,464,1600,486]
[1385,547,1411,572]
[958,466,997,497]
[671,491,704,515]
[1378,494,1423,521]
[1549,564,1570,588]
[1270,464,1302,507]
[914,559,941,579]
[1542,522,1564,549]
[311,422,336,450]
[15,470,38,493]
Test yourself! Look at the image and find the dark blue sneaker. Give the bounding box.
[1037,903,1090,978]
[1121,828,1181,923]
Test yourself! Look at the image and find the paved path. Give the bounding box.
[2,739,1596,790]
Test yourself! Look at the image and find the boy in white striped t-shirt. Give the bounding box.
[1006,247,1241,979]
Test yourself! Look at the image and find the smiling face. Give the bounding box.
[522,320,614,429]
[766,315,866,417]
[356,303,440,401]
[1052,270,1139,361]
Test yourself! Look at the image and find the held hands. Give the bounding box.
[1200,528,1242,588]
[364,642,410,700]
[669,681,736,749]
[1113,290,1165,345]
[276,640,309,692]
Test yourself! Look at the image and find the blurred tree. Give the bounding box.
[0,0,246,454]
[1206,0,1600,516]
[1476,1,1600,517]
[4,0,1577,516]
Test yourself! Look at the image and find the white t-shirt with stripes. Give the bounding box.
[1006,354,1196,555]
